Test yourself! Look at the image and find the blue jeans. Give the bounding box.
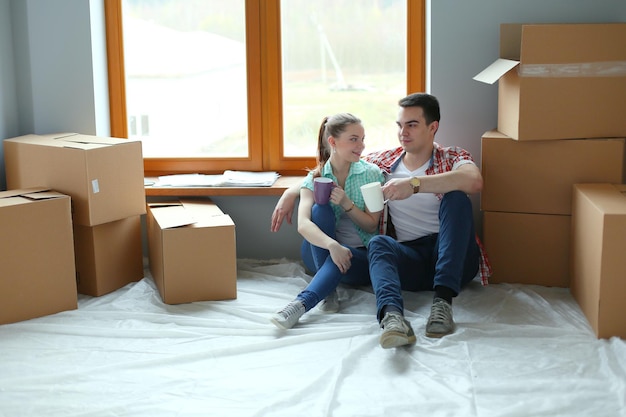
[298,203,371,311]
[367,191,479,321]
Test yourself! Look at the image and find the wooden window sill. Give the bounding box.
[144,176,303,197]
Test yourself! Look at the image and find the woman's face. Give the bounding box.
[331,123,365,163]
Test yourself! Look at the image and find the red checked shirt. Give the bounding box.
[363,143,492,286]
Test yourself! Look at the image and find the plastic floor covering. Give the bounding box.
[1,259,625,417]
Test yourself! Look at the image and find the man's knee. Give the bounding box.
[441,190,473,216]
[367,235,397,257]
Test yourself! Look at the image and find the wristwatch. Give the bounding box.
[409,176,421,194]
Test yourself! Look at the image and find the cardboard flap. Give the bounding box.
[55,134,137,149]
[0,187,52,200]
[150,204,197,229]
[21,190,66,200]
[473,58,519,84]
[500,23,523,60]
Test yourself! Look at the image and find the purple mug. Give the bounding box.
[314,177,335,205]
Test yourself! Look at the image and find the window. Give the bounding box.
[105,0,425,176]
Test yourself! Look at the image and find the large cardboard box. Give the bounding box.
[0,188,77,324]
[474,23,626,141]
[147,199,237,304]
[4,133,146,226]
[483,211,570,287]
[571,183,626,339]
[481,131,625,215]
[74,215,144,297]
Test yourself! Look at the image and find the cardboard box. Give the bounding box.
[474,23,626,141]
[481,131,625,215]
[0,188,77,324]
[147,199,237,304]
[483,211,570,287]
[571,183,626,339]
[4,133,146,226]
[74,215,144,297]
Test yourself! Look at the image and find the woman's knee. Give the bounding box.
[311,203,335,233]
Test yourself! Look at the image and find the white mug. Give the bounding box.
[360,182,385,212]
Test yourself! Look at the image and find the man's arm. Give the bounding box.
[270,181,303,232]
[383,163,483,201]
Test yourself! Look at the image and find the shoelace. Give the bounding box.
[279,301,302,318]
[382,313,404,329]
[429,301,451,323]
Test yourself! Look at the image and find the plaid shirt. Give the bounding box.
[364,143,492,286]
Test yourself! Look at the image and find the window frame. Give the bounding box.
[105,0,425,177]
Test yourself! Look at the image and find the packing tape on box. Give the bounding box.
[519,61,626,78]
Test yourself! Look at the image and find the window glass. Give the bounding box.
[281,0,407,156]
[122,0,248,158]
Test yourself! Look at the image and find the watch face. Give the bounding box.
[410,177,420,187]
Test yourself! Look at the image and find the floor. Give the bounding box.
[1,259,625,417]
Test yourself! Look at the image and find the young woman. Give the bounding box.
[270,113,384,329]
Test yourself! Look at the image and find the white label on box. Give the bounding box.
[91,179,100,194]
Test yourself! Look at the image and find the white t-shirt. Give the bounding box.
[386,160,440,242]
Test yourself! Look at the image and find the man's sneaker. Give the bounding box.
[318,289,339,313]
[425,298,455,338]
[379,312,417,349]
[270,300,305,330]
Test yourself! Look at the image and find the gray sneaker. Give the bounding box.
[425,298,455,338]
[270,300,305,330]
[379,312,416,349]
[318,289,339,313]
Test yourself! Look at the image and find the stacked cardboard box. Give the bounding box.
[0,189,77,324]
[475,23,626,288]
[4,133,146,296]
[571,184,626,339]
[146,199,237,304]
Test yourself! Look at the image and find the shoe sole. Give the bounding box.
[425,325,455,338]
[380,331,417,349]
[270,317,291,330]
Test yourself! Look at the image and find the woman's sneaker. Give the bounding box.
[270,300,305,330]
[318,289,339,313]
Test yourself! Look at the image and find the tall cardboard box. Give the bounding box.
[0,189,77,324]
[483,211,570,287]
[474,23,626,141]
[73,215,144,297]
[147,199,237,304]
[4,133,146,226]
[571,183,626,339]
[481,131,625,215]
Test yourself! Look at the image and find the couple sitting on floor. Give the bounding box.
[269,93,491,349]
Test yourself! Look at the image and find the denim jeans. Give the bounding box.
[367,191,479,321]
[298,203,371,311]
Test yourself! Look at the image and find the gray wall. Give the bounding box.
[1,0,625,259]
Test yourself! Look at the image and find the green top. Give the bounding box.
[303,159,384,246]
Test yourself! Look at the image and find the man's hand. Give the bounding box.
[382,178,414,201]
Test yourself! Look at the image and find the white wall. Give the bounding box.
[1,0,625,258]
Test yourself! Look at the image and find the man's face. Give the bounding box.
[395,106,437,153]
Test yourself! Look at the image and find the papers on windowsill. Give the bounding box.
[153,171,280,187]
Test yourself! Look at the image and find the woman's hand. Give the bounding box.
[271,189,298,232]
[328,241,353,274]
[329,186,351,210]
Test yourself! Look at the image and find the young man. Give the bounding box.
[271,93,491,349]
